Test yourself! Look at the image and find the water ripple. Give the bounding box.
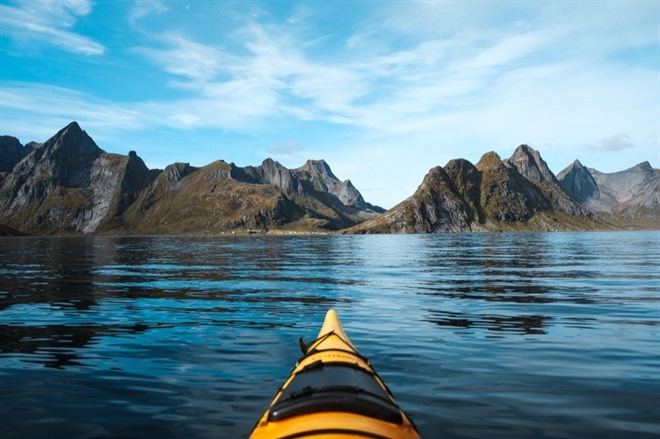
[1,232,659,438]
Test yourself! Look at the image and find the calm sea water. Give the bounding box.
[0,232,658,438]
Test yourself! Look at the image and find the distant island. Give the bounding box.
[1,122,657,235]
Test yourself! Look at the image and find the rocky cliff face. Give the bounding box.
[505,145,590,218]
[558,160,659,222]
[0,122,381,234]
[0,122,155,234]
[295,159,370,210]
[87,151,156,233]
[349,165,473,233]
[121,160,294,234]
[226,157,382,229]
[476,151,547,222]
[348,145,601,234]
[232,158,380,211]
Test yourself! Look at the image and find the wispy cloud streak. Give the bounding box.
[0,0,104,55]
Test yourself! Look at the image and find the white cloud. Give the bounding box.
[0,0,104,55]
[128,0,169,24]
[167,113,199,126]
[587,134,636,152]
[134,34,227,82]
[0,83,142,137]
[132,23,368,126]
[460,31,549,71]
[129,14,553,137]
[267,140,304,158]
[286,3,316,25]
[249,3,268,19]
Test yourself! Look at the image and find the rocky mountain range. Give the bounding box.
[1,122,657,235]
[557,160,659,224]
[0,122,382,235]
[347,145,606,233]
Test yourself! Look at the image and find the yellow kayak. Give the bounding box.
[250,309,421,438]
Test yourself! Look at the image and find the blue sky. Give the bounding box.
[1,0,658,208]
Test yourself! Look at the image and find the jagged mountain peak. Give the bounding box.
[44,120,102,157]
[51,121,83,141]
[445,158,474,168]
[163,162,196,182]
[558,159,658,224]
[298,159,337,180]
[507,144,557,185]
[298,159,368,209]
[476,151,503,170]
[511,143,536,157]
[260,157,291,176]
[419,165,445,184]
[633,161,655,178]
[557,159,588,179]
[557,159,599,203]
[0,122,155,234]
[261,157,284,167]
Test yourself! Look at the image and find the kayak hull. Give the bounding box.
[250,309,420,439]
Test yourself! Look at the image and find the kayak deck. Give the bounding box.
[250,309,420,438]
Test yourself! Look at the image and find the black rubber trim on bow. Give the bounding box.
[267,362,403,424]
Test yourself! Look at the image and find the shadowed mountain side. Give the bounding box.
[0,135,33,174]
[556,160,600,203]
[0,224,27,236]
[346,145,607,234]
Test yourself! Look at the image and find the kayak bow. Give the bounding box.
[250,309,420,438]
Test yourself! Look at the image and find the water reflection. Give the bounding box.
[424,310,550,335]
[0,322,152,369]
[1,232,659,439]
[0,237,103,311]
[0,236,360,310]
[0,236,362,371]
[414,233,608,306]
